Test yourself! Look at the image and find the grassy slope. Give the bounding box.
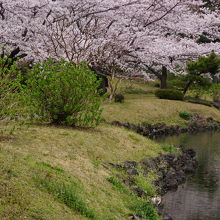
[0,80,220,220]
[0,124,162,220]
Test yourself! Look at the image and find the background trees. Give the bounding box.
[183,52,220,94]
[0,0,219,96]
[2,1,218,64]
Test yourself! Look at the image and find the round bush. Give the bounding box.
[155,89,184,100]
[24,59,102,127]
[114,94,125,103]
[179,111,191,120]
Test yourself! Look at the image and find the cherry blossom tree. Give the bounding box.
[123,0,220,88]
[0,0,219,91]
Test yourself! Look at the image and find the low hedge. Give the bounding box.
[155,89,184,100]
[114,93,125,103]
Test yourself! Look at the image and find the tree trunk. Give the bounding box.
[183,80,192,95]
[108,76,122,103]
[108,93,114,103]
[160,66,167,89]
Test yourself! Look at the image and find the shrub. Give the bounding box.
[23,59,102,127]
[179,111,191,120]
[114,93,125,103]
[167,74,186,90]
[155,89,184,100]
[16,60,33,85]
[0,57,22,123]
[209,84,220,102]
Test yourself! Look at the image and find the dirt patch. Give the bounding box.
[0,135,16,142]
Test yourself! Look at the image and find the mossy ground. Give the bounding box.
[0,80,219,219]
[103,80,220,126]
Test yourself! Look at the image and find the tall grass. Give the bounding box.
[34,163,96,219]
[131,201,158,220]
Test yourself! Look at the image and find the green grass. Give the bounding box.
[134,171,158,197]
[106,177,128,193]
[106,174,160,220]
[131,200,158,220]
[0,123,163,220]
[0,79,219,219]
[103,94,220,126]
[35,175,95,219]
[103,79,220,126]
[117,79,157,95]
[128,134,141,142]
[161,145,180,154]
[0,149,95,220]
[37,161,65,173]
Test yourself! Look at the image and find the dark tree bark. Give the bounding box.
[89,64,109,95]
[143,64,168,89]
[159,66,167,89]
[0,3,5,20]
[1,47,27,69]
[183,80,193,95]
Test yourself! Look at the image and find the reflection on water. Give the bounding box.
[156,132,220,220]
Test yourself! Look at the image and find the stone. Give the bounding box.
[132,186,147,197]
[108,163,123,169]
[151,196,162,206]
[127,214,144,220]
[163,214,173,220]
[123,160,138,168]
[123,178,134,186]
[185,148,196,158]
[126,167,139,176]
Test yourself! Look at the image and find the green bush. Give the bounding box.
[155,89,184,100]
[208,84,220,102]
[179,111,191,120]
[167,74,186,90]
[16,61,33,85]
[0,57,22,123]
[23,59,102,127]
[114,93,125,103]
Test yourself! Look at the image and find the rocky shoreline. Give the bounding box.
[108,146,198,220]
[109,115,220,219]
[112,114,220,139]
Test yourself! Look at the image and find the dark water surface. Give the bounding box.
[156,131,220,220]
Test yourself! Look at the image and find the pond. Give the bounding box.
[156,131,220,220]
